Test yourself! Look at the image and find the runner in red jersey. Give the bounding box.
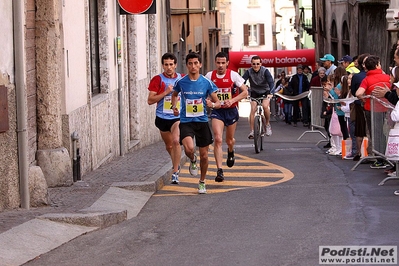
[205,52,248,182]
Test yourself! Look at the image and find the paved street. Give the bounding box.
[21,101,399,266]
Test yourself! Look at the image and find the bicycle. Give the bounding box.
[250,96,267,153]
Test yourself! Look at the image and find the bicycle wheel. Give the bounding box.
[261,115,266,151]
[254,115,262,153]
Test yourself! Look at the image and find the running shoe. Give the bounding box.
[265,124,272,136]
[370,161,388,169]
[215,168,224,182]
[387,171,397,177]
[248,130,254,139]
[171,172,179,184]
[226,149,235,168]
[189,154,198,176]
[198,181,207,194]
[384,167,395,174]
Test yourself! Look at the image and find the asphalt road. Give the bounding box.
[24,103,399,266]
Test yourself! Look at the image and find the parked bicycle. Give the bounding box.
[250,96,267,153]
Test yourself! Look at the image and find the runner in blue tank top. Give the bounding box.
[171,52,220,194]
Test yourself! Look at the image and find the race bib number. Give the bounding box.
[216,88,232,106]
[163,95,180,114]
[185,98,204,117]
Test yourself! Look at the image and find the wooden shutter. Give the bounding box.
[259,23,265,45]
[243,24,249,46]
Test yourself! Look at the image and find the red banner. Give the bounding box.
[118,0,153,14]
[228,49,315,71]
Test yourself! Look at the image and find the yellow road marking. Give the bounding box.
[155,150,294,196]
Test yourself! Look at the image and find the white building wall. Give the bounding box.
[62,0,88,114]
[230,0,273,52]
[0,0,22,209]
[136,15,149,80]
[105,0,118,94]
[0,1,14,82]
[275,1,296,51]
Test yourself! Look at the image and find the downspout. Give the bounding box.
[12,1,30,208]
[186,0,190,37]
[116,3,125,156]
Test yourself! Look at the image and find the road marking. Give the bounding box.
[155,149,294,196]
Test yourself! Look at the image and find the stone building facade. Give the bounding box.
[0,0,206,211]
[169,0,220,75]
[309,0,398,71]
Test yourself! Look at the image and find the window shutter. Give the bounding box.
[259,24,265,45]
[243,24,249,46]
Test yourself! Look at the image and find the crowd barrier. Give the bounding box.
[275,87,327,143]
[275,89,399,185]
[370,96,397,185]
[348,96,394,176]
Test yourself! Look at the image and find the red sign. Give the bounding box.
[228,49,315,71]
[118,0,153,14]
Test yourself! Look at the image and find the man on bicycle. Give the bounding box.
[242,55,275,139]
[205,52,248,182]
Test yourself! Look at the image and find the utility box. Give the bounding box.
[0,85,9,133]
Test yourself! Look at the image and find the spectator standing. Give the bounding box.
[310,67,326,87]
[328,66,350,156]
[356,55,391,169]
[350,53,369,161]
[340,74,357,159]
[288,64,311,127]
[387,87,399,195]
[276,77,293,124]
[303,65,312,82]
[320,54,337,76]
[338,55,360,74]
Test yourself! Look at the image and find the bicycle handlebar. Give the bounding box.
[249,95,270,105]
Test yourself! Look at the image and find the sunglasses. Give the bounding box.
[252,63,261,66]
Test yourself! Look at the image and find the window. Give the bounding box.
[209,0,217,11]
[243,23,265,46]
[220,12,226,34]
[89,0,100,94]
[330,20,338,60]
[342,21,350,56]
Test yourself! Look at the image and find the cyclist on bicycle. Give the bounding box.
[242,55,275,139]
[205,52,248,182]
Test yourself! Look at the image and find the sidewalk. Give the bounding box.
[0,141,185,265]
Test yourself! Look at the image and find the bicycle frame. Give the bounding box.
[250,97,267,153]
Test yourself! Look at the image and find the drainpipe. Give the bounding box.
[71,131,80,182]
[186,0,190,37]
[116,3,125,156]
[12,1,30,209]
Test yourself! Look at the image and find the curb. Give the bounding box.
[0,152,187,265]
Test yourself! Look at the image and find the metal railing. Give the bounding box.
[276,86,328,143]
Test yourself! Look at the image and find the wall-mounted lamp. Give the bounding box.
[180,37,184,42]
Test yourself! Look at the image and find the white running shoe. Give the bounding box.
[265,124,272,136]
[198,181,207,194]
[189,154,198,176]
[248,130,254,139]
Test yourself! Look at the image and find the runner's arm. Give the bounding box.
[171,90,180,116]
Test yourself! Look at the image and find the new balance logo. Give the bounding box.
[239,55,257,65]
